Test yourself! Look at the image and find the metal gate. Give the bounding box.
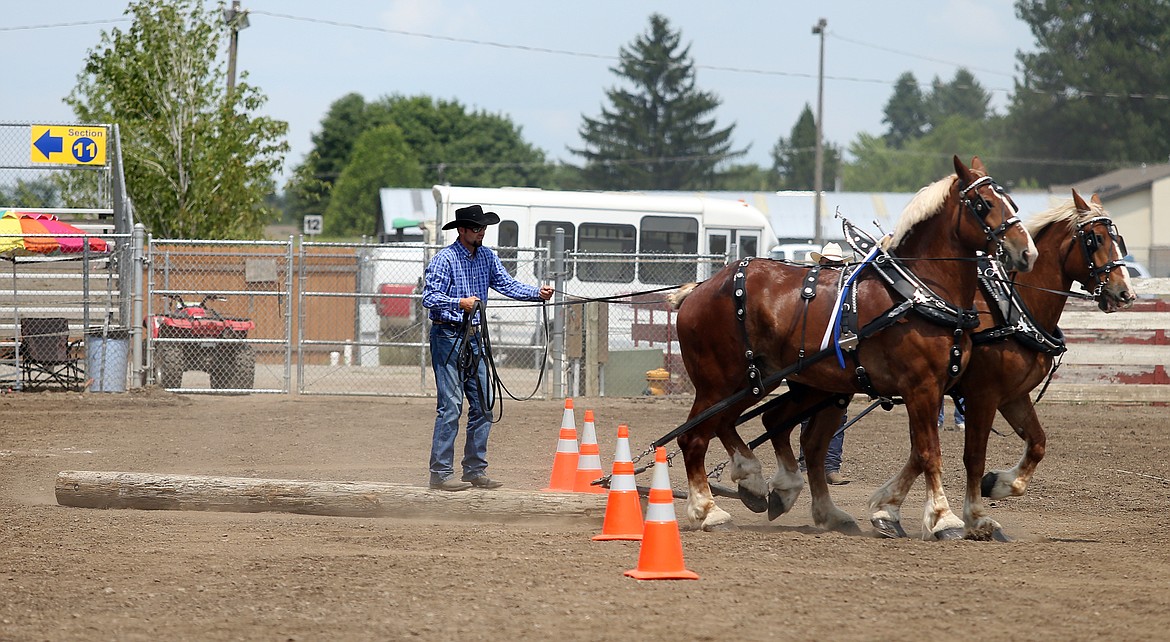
[145,238,293,394]
[296,241,551,397]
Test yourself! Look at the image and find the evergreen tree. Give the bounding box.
[771,104,841,190]
[1008,0,1170,185]
[67,0,287,239]
[927,69,992,124]
[572,13,745,189]
[883,72,927,148]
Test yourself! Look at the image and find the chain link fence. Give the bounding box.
[130,239,728,399]
[296,242,551,397]
[145,239,293,393]
[558,250,728,397]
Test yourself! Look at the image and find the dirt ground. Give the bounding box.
[2,389,1169,641]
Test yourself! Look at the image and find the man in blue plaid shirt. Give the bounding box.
[422,204,553,491]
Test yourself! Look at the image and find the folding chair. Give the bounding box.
[20,317,86,390]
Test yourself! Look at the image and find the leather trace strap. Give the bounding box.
[733,259,765,398]
[971,255,1067,355]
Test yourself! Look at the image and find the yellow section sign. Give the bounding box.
[30,125,108,165]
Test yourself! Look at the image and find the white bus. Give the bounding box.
[428,185,780,292]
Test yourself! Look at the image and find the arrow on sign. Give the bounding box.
[33,129,63,160]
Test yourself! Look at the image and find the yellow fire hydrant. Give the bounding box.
[645,368,670,396]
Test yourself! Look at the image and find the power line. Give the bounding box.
[10,12,1169,103]
[0,18,128,32]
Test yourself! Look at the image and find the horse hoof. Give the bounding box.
[870,518,907,538]
[992,528,1013,543]
[737,484,769,514]
[703,521,737,532]
[932,527,965,541]
[980,472,997,498]
[767,490,791,521]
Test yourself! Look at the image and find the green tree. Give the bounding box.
[285,93,548,220]
[324,125,423,237]
[771,104,841,190]
[883,72,927,148]
[285,93,370,227]
[572,13,745,189]
[1008,0,1170,185]
[66,0,288,239]
[367,95,549,187]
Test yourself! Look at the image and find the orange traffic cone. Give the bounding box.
[624,447,699,580]
[593,424,644,541]
[542,398,579,492]
[573,410,606,494]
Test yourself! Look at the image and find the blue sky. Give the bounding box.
[4,0,1035,184]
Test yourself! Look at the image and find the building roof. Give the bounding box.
[1055,163,1170,201]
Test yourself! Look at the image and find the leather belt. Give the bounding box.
[433,320,479,332]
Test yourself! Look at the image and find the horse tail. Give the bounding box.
[668,282,698,310]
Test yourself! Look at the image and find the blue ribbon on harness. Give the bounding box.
[831,244,881,368]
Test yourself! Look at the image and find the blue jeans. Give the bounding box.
[939,396,965,426]
[799,415,846,473]
[429,325,492,484]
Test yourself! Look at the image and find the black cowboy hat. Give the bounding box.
[442,204,501,230]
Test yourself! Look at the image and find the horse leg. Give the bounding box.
[905,394,966,540]
[982,395,1047,500]
[868,394,964,540]
[801,403,862,534]
[678,414,736,531]
[695,410,769,514]
[868,453,919,538]
[959,391,1010,541]
[760,402,805,520]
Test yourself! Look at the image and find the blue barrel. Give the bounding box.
[85,330,130,393]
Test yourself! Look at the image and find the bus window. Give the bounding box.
[536,221,575,279]
[738,233,758,259]
[639,216,698,284]
[497,220,519,276]
[578,223,635,283]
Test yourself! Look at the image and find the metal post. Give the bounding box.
[551,228,565,399]
[130,224,146,388]
[225,1,249,95]
[812,17,827,247]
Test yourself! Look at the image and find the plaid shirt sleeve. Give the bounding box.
[486,248,542,301]
[421,248,461,317]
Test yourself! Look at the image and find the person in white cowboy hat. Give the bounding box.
[809,241,845,264]
[421,204,553,491]
[797,240,850,484]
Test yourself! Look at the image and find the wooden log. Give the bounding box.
[55,471,608,522]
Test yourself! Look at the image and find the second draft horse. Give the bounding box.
[671,156,1036,537]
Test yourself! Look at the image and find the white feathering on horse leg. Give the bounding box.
[729,451,767,499]
[921,488,965,540]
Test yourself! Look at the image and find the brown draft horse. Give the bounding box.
[952,189,1134,541]
[669,156,1037,536]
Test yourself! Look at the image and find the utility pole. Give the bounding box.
[225,0,250,95]
[812,18,827,246]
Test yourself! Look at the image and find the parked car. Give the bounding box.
[1122,255,1151,279]
[769,242,821,263]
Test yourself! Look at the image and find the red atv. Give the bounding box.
[146,294,256,390]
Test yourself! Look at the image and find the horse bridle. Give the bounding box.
[1069,215,1128,300]
[959,175,1024,263]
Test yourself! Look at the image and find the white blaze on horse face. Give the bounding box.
[993,189,1038,271]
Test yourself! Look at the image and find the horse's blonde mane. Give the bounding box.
[887,174,957,250]
[1025,197,1104,236]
